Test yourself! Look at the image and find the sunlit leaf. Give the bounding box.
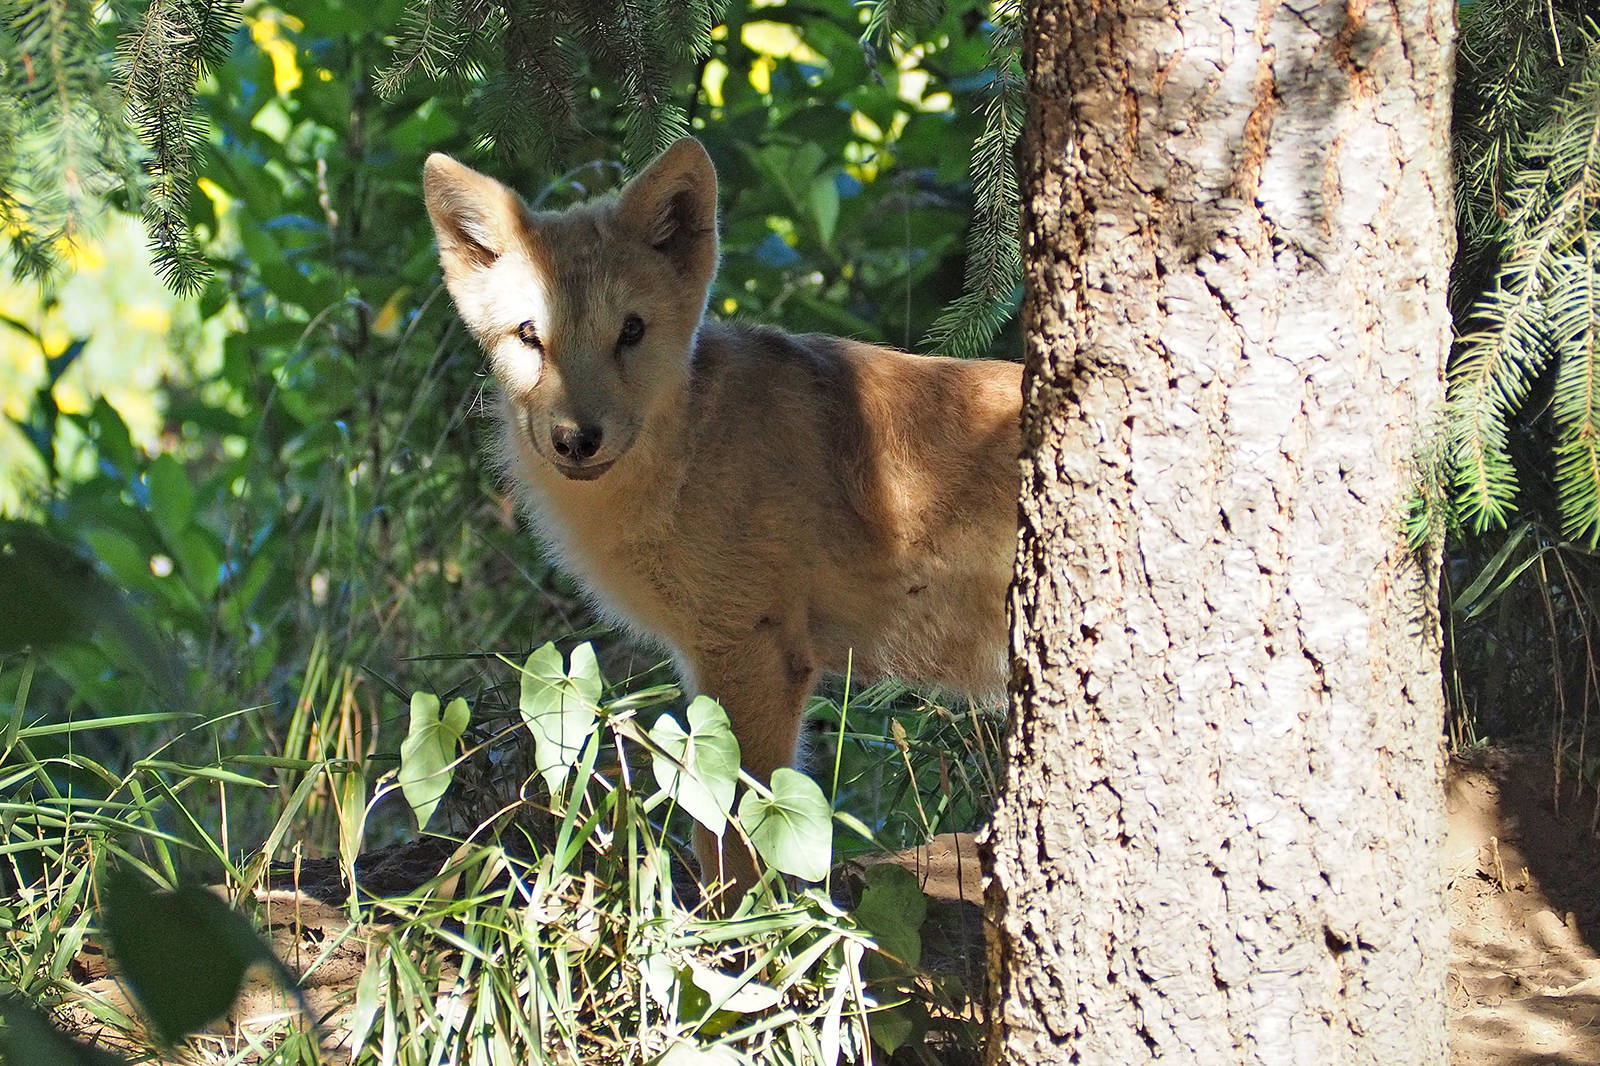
[659,1043,747,1066]
[399,692,469,831]
[650,696,740,837]
[737,768,832,882]
[690,960,783,1014]
[519,642,602,793]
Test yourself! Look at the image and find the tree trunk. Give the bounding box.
[986,0,1455,1061]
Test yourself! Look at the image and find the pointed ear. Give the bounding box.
[616,138,719,283]
[423,153,524,273]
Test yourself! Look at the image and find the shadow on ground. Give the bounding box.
[1443,746,1599,1065]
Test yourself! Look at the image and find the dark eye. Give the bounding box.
[618,315,645,347]
[516,320,542,349]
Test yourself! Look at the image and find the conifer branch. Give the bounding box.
[615,0,689,166]
[1,0,123,277]
[119,0,241,294]
[377,0,500,99]
[923,0,1022,357]
[1446,33,1600,539]
[858,0,947,48]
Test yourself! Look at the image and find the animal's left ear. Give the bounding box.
[617,138,719,286]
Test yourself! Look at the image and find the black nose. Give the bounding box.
[550,422,604,462]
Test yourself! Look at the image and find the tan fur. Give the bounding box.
[424,139,1022,883]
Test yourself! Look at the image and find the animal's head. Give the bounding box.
[423,138,719,481]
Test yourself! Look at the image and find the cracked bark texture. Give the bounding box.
[986,0,1454,1062]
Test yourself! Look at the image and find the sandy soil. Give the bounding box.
[1445,747,1600,1065]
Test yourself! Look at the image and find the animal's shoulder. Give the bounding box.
[689,320,856,393]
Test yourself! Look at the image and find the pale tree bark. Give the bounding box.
[986,0,1454,1061]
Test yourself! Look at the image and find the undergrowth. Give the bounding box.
[0,642,993,1065]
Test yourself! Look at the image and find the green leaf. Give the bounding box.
[650,696,741,837]
[0,996,127,1066]
[809,174,839,247]
[78,527,156,595]
[1453,522,1539,620]
[101,873,291,1046]
[197,277,231,321]
[737,768,833,882]
[88,398,136,472]
[659,1044,747,1066]
[347,951,384,1053]
[0,522,182,696]
[399,692,469,831]
[0,522,102,653]
[853,863,926,968]
[146,454,194,549]
[519,642,602,794]
[172,526,223,600]
[337,759,370,880]
[689,961,783,1013]
[868,998,924,1055]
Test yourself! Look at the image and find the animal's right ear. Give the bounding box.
[423,154,523,273]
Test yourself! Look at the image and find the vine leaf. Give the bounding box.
[519,641,603,793]
[650,695,741,837]
[399,691,470,831]
[737,768,832,881]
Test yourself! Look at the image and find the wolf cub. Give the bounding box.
[424,138,1021,882]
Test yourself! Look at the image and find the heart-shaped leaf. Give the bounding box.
[659,1044,747,1066]
[399,692,469,831]
[689,960,783,1013]
[868,1003,920,1056]
[853,863,927,969]
[650,696,741,836]
[737,768,832,882]
[519,642,602,793]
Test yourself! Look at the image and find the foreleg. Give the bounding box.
[682,623,819,898]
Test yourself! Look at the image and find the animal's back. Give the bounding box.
[663,321,1023,694]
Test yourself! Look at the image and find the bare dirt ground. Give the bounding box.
[1445,747,1600,1065]
[64,747,1600,1062]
